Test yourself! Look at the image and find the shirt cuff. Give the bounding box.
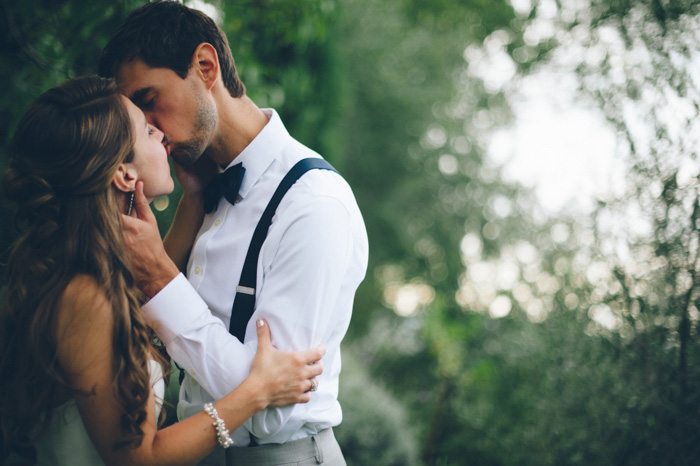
[141,273,210,345]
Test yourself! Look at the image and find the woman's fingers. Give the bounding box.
[306,360,323,379]
[306,377,319,393]
[299,344,326,366]
[255,319,272,354]
[251,319,326,405]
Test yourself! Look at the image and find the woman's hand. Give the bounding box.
[173,156,218,198]
[250,319,325,408]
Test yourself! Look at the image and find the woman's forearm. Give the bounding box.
[163,193,204,271]
[117,377,268,466]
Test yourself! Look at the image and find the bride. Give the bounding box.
[0,76,324,465]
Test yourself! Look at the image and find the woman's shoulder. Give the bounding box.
[61,274,105,302]
[56,274,113,341]
[55,275,114,378]
[57,274,110,323]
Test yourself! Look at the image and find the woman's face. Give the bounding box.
[122,96,174,201]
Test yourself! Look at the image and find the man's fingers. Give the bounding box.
[132,181,153,221]
[121,213,140,232]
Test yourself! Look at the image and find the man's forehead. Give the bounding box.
[115,59,158,97]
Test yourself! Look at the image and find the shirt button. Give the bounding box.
[214,219,222,226]
[194,266,202,275]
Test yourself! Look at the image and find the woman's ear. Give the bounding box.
[113,163,137,193]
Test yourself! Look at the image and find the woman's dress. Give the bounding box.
[33,359,165,466]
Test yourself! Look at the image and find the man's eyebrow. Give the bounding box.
[130,87,152,105]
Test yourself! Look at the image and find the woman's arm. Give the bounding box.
[55,276,324,466]
[163,191,203,272]
[162,157,216,271]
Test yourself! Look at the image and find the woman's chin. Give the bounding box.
[146,183,176,203]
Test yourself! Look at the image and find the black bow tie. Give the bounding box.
[203,163,245,214]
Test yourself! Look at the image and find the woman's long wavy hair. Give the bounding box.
[0,76,167,453]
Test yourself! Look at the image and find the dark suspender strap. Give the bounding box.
[228,158,338,341]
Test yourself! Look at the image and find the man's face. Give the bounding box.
[116,58,217,167]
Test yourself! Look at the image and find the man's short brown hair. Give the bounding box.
[99,1,245,97]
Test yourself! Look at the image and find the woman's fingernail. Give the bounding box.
[257,319,264,328]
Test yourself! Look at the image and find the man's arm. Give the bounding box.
[123,180,367,438]
[122,182,257,389]
[144,193,360,404]
[243,193,362,438]
[122,181,180,299]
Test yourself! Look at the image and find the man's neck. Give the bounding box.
[206,93,268,168]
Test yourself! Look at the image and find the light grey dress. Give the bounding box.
[33,360,165,466]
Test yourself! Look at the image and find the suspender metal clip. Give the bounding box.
[236,285,255,295]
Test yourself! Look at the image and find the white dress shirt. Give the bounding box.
[142,109,368,446]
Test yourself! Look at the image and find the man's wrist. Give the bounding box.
[139,259,180,299]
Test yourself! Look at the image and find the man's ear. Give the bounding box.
[113,163,137,193]
[193,43,219,91]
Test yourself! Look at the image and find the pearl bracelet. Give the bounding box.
[203,403,234,449]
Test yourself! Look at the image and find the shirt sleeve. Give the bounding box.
[141,273,257,394]
[141,190,362,441]
[242,193,357,439]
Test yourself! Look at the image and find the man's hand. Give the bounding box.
[121,181,180,298]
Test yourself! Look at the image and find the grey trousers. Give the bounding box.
[198,429,346,466]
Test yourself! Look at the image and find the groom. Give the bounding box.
[99,2,368,465]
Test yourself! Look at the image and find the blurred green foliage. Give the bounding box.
[2,0,700,465]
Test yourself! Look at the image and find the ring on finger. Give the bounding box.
[310,379,319,392]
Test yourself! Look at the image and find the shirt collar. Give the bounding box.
[223,108,290,200]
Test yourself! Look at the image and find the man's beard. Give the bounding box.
[170,93,216,167]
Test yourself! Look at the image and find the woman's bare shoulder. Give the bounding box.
[57,274,110,323]
[55,274,114,377]
[61,274,105,303]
